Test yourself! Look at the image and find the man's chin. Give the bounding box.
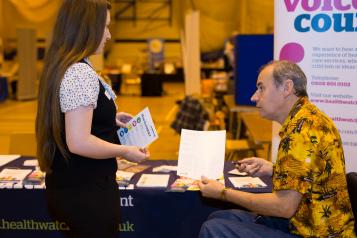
[257,109,268,119]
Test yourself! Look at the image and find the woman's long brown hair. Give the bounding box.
[36,0,111,173]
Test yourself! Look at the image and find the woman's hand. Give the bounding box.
[116,112,133,127]
[198,176,225,199]
[123,146,150,163]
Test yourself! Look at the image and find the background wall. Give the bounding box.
[0,0,274,67]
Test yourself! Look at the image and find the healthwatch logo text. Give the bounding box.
[285,0,357,32]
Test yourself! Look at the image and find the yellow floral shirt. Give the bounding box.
[273,97,355,237]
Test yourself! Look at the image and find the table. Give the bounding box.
[223,95,258,138]
[140,73,163,96]
[0,157,272,238]
[240,111,273,160]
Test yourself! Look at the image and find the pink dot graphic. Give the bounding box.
[279,42,305,63]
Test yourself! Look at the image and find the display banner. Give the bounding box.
[147,38,164,72]
[274,0,357,172]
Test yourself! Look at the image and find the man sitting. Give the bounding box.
[198,60,355,237]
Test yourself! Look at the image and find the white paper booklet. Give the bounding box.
[117,107,158,148]
[177,129,226,180]
[136,174,170,188]
[229,176,267,188]
[0,155,20,167]
[0,168,32,183]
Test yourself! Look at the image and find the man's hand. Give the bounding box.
[198,176,225,200]
[237,157,273,177]
[116,112,133,127]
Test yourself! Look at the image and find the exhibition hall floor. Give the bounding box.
[0,82,184,160]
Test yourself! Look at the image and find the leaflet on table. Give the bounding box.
[117,107,158,148]
[117,158,151,173]
[0,168,32,183]
[136,174,170,188]
[152,165,177,173]
[168,177,199,192]
[0,155,20,167]
[23,170,45,185]
[23,159,39,167]
[177,129,226,180]
[229,176,267,188]
[124,164,151,173]
[168,176,225,192]
[228,169,247,176]
[116,170,135,186]
[117,158,138,170]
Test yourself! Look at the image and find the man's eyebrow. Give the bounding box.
[256,82,262,87]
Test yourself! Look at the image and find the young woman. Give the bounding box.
[36,0,149,237]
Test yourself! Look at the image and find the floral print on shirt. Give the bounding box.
[273,97,355,237]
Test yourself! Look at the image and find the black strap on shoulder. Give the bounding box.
[79,58,88,65]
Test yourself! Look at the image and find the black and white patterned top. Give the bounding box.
[59,59,116,113]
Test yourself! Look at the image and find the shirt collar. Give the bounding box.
[279,97,308,137]
[83,57,117,102]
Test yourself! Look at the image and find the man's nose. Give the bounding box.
[251,91,258,102]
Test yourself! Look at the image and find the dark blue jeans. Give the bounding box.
[199,209,301,238]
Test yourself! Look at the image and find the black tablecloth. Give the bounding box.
[0,157,272,238]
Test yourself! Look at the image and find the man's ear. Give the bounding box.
[283,79,295,97]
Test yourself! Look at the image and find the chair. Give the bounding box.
[346,172,357,232]
[9,132,37,156]
[225,139,260,161]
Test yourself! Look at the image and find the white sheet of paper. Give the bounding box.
[0,155,20,167]
[117,107,158,148]
[177,129,226,180]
